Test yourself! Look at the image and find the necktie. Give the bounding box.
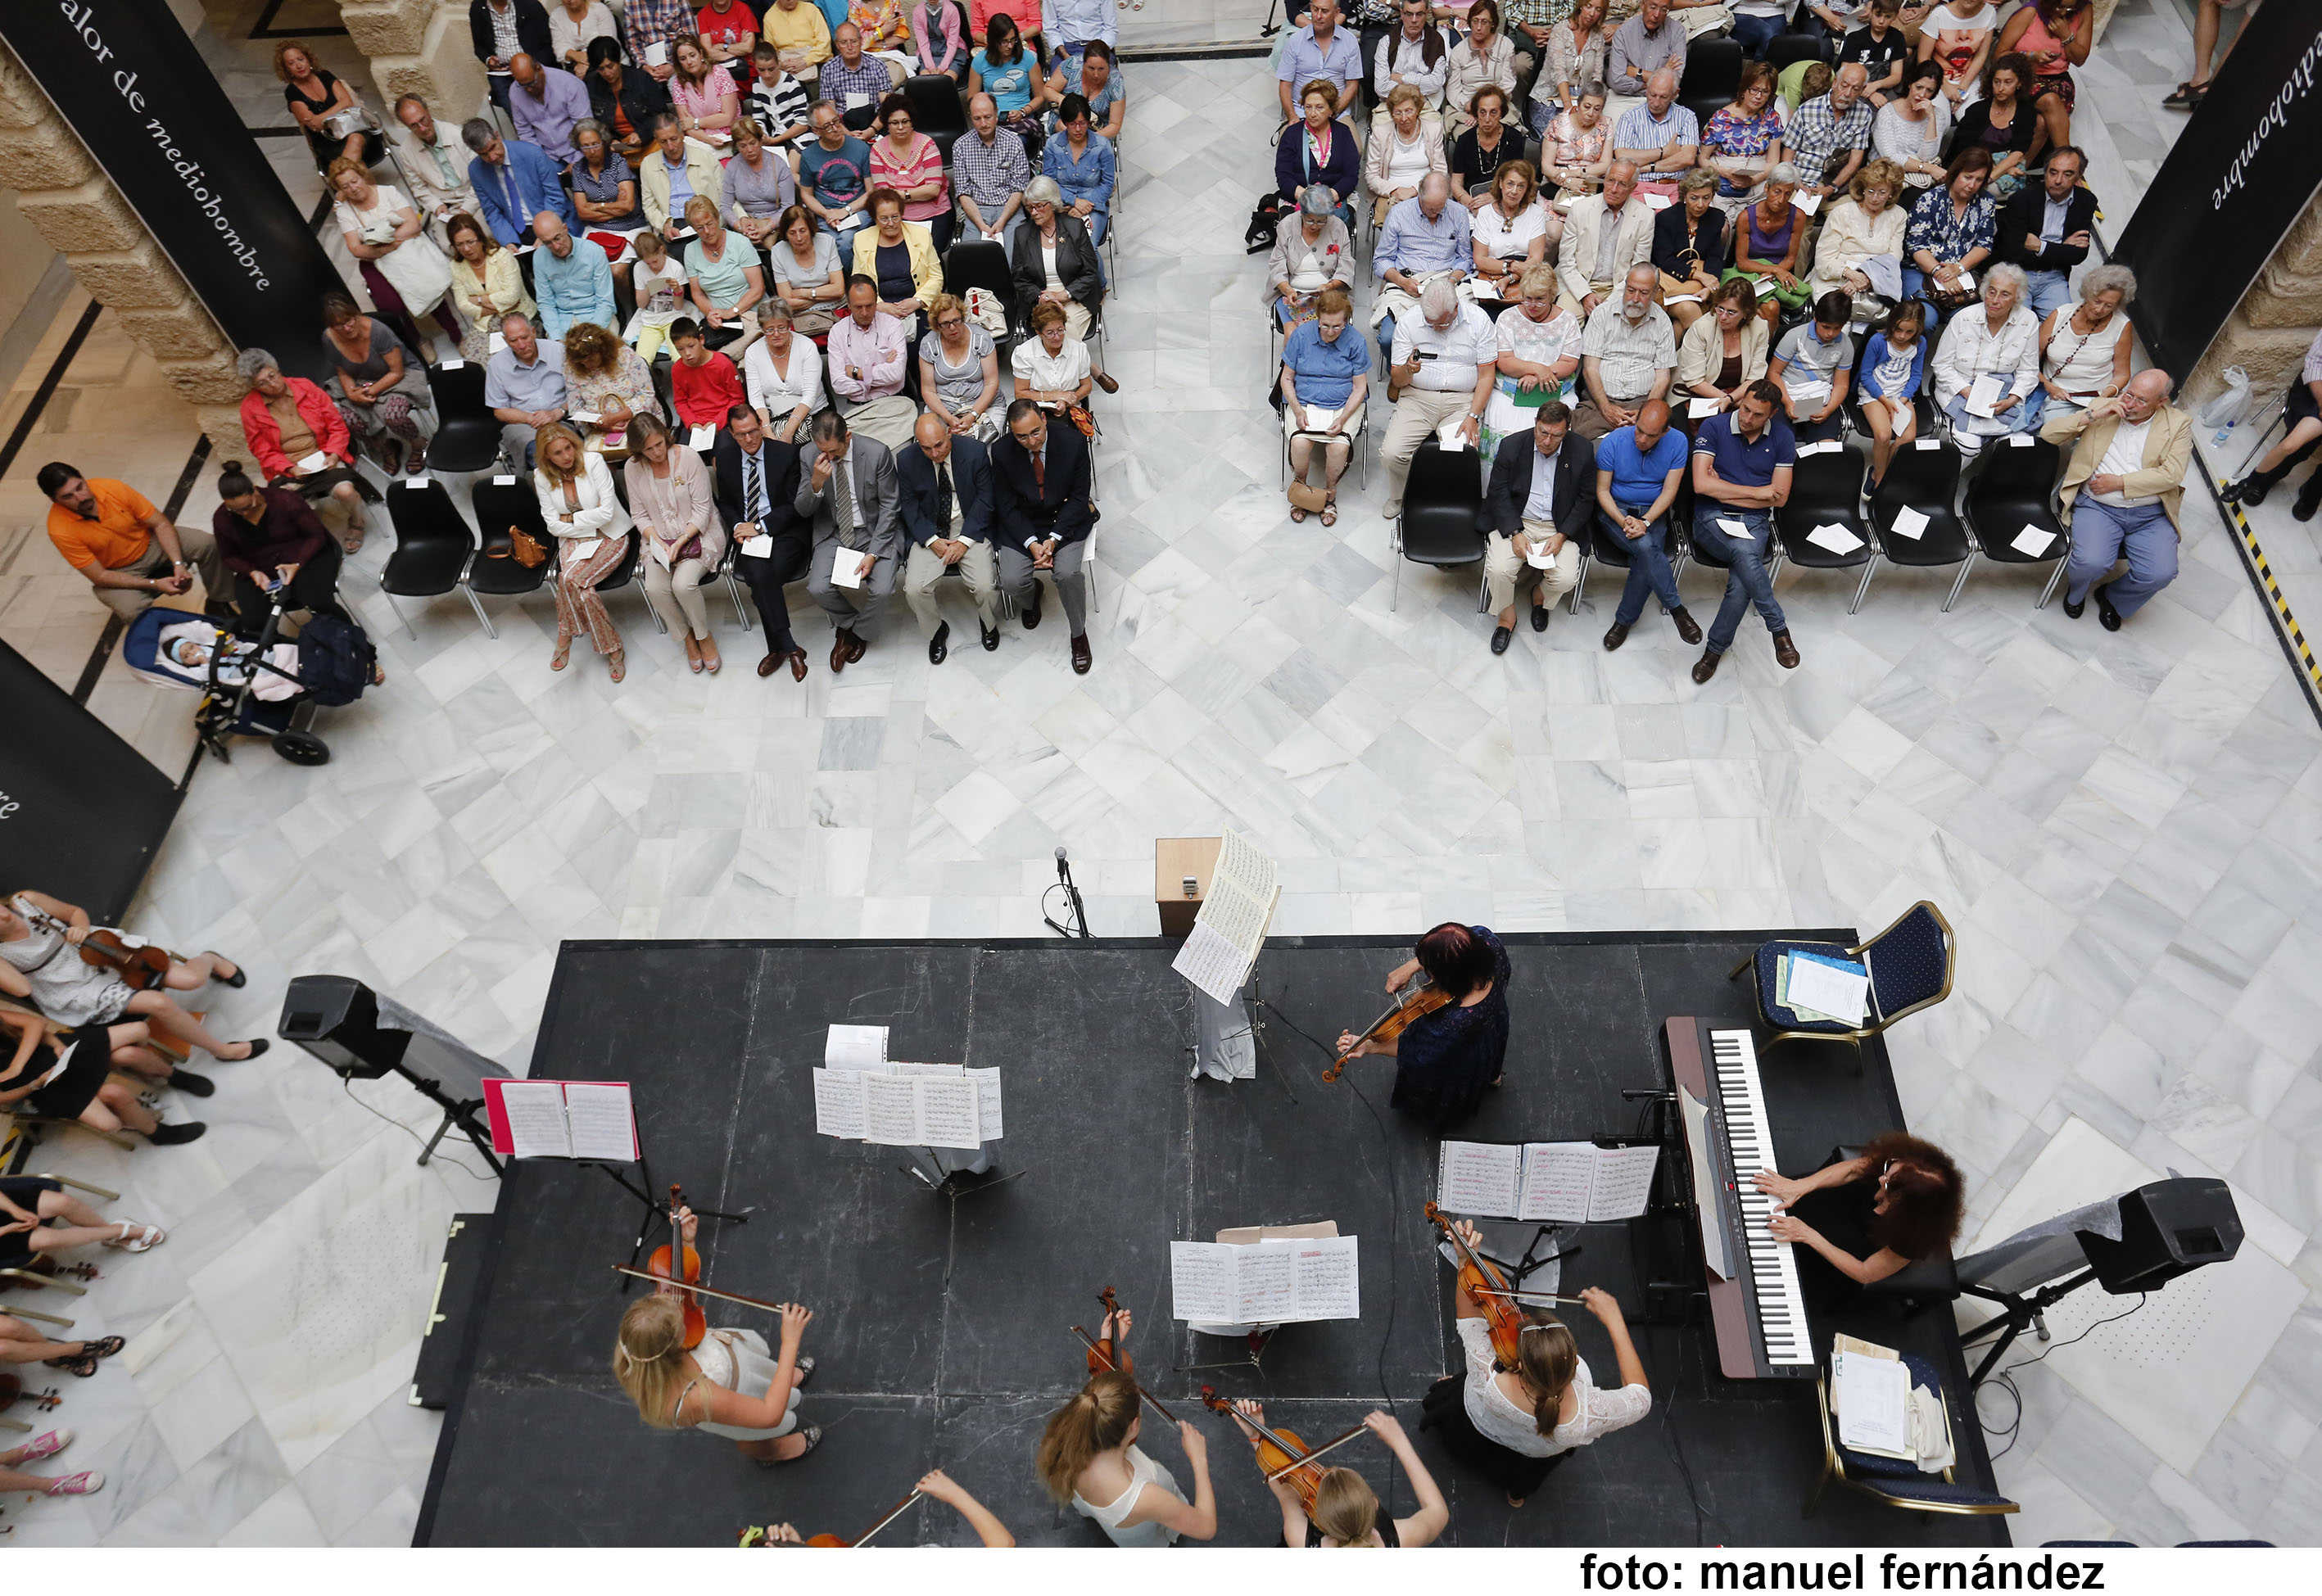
[834,457,860,549]
[937,461,956,530]
[501,165,522,231]
[1032,449,1045,493]
[744,450,763,524]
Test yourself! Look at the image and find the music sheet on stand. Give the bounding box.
[562,1082,638,1161]
[1170,829,1280,1005]
[497,1080,573,1159]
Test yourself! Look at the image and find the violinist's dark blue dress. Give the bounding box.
[1388,926,1510,1133]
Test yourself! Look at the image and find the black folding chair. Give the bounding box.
[1962,434,2070,608]
[1868,436,1971,609]
[1771,445,1878,611]
[1766,32,1831,75]
[1392,440,1487,611]
[1679,39,1745,126]
[379,478,484,635]
[943,239,1018,342]
[425,360,503,474]
[905,74,970,166]
[465,475,554,638]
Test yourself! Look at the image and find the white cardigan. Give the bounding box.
[1931,302,2039,407]
[533,449,633,542]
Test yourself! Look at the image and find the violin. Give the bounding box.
[1070,1317,1184,1426]
[1425,1200,1529,1371]
[1086,1286,1129,1377]
[647,1184,705,1350]
[1199,1387,1369,1512]
[78,929,174,989]
[1325,974,1451,1082]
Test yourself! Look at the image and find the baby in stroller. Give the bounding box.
[126,602,383,765]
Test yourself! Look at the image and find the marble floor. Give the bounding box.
[4,0,2322,1551]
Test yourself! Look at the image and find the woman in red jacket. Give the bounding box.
[235,349,373,553]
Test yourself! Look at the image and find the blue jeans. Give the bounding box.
[2025,268,2072,321]
[1692,504,1786,653]
[2066,498,2178,617]
[1731,13,1786,56]
[1604,504,1682,626]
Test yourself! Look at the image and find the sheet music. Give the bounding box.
[916,1078,983,1150]
[1232,1241,1298,1323]
[1170,1240,1238,1322]
[563,1083,638,1161]
[826,1024,889,1067]
[497,1081,572,1158]
[861,1074,924,1145]
[1835,1350,1913,1455]
[1290,1236,1360,1320]
[1170,921,1252,1005]
[1173,829,1281,1004]
[813,1069,866,1138]
[1516,1142,1599,1223]
[969,1068,1003,1141]
[1586,1144,1661,1221]
[1438,1141,1523,1216]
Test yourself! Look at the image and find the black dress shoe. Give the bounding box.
[2221,474,2272,507]
[929,620,950,664]
[147,1121,206,1145]
[980,618,1000,651]
[171,1069,215,1098]
[1602,622,1630,651]
[1022,587,1043,629]
[2095,585,2121,631]
[2062,595,2084,619]
[1490,624,1513,654]
[1530,599,1550,631]
[215,957,247,988]
[1671,605,1702,644]
[1691,649,1722,684]
[1772,630,1799,669]
[1070,632,1092,674]
[2297,490,2322,522]
[229,1038,269,1061]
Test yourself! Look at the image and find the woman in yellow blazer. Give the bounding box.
[637,113,727,241]
[849,188,943,332]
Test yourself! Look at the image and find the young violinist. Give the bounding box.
[1335,923,1511,1132]
[1756,1131,1963,1304]
[0,890,265,1069]
[1420,1221,1650,1507]
[1037,1309,1217,1547]
[1229,1401,1449,1548]
[611,1205,823,1464]
[742,1469,1016,1547]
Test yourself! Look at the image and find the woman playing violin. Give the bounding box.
[1229,1401,1448,1548]
[1037,1308,1216,1547]
[743,1468,1015,1547]
[612,1205,822,1464]
[0,890,265,1066]
[1336,922,1510,1132]
[1420,1221,1650,1507]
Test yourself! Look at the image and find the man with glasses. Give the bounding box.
[899,412,1002,663]
[795,409,902,672]
[714,403,812,680]
[991,399,1097,674]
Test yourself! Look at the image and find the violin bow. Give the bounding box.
[1261,1422,1373,1482]
[849,1488,926,1547]
[609,1262,792,1316]
[1070,1324,1184,1425]
[1467,1286,1590,1307]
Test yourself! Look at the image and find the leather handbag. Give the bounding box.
[500,525,547,567]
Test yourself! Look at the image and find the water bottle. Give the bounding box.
[2213,417,2236,450]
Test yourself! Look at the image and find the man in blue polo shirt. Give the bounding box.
[1594,397,1700,652]
[1277,0,1366,125]
[1689,378,1797,682]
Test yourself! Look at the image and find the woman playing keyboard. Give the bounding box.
[1757,1132,1964,1298]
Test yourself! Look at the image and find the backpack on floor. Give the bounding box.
[1245,194,1292,255]
[294,613,378,708]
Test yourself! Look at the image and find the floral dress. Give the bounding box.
[1701,105,1786,201]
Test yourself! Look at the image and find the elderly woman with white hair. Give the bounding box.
[1009,176,1105,341]
[1930,261,2039,454]
[1269,185,1356,334]
[2033,264,2135,442]
[234,348,372,553]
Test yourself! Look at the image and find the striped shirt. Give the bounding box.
[747,72,812,139]
[953,124,1030,212]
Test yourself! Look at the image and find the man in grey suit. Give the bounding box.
[794,409,902,671]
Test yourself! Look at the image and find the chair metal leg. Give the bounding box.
[1849,555,1877,613]
[1571,554,1591,612]
[1477,567,1491,613]
[1802,1460,1831,1519]
[5,1304,73,1329]
[43,1172,120,1200]
[1391,549,1402,611]
[1942,554,1975,613]
[386,591,416,640]
[2035,558,2065,609]
[726,572,751,629]
[464,584,497,639]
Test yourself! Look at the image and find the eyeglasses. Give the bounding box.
[936,317,965,329]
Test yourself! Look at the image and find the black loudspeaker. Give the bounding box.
[2080,1177,2242,1295]
[278,974,412,1079]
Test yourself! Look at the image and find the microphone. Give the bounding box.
[1055,846,1070,884]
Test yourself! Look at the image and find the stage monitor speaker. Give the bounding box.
[278,974,411,1079]
[2080,1177,2240,1295]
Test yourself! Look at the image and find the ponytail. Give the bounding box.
[1516,1318,1580,1438]
[613,1295,691,1429]
[1310,1467,1380,1545]
[1034,1369,1138,1503]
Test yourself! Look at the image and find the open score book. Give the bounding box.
[1169,830,1282,1004]
[812,1025,998,1151]
[1435,1139,1660,1223]
[1169,1234,1360,1324]
[481,1079,639,1161]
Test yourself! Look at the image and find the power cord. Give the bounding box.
[340,1074,491,1183]
[1976,1292,2149,1461]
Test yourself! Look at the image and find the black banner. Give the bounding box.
[2116,7,2322,385]
[0,1,347,378]
[0,637,183,925]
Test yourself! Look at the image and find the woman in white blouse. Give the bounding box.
[622,413,727,674]
[1365,84,1446,228]
[1012,300,1092,410]
[1808,160,1909,300]
[532,421,633,680]
[551,0,618,71]
[1931,262,2040,454]
[1872,63,1953,190]
[742,302,824,444]
[2034,265,2135,440]
[1469,159,1555,299]
[1421,1220,1650,1508]
[330,157,458,350]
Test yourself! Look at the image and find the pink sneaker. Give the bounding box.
[16,1429,72,1463]
[43,1470,105,1496]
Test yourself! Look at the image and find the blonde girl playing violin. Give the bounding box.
[1035,1305,1218,1546]
[1228,1399,1449,1547]
[611,1204,822,1464]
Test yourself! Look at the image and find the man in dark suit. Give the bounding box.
[469,0,555,111]
[990,400,1098,674]
[898,413,1001,664]
[712,404,809,680]
[1479,400,1594,653]
[1994,147,2099,322]
[794,409,902,672]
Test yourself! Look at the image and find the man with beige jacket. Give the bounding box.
[2055,369,2192,631]
[1556,161,1654,319]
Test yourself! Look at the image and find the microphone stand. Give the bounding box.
[1045,849,1093,938]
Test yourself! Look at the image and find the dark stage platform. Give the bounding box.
[417,933,2009,1549]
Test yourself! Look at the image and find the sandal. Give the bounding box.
[791,1354,816,1387]
[1320,498,1338,527]
[699,636,721,675]
[551,635,573,671]
[686,634,704,674]
[1289,504,1309,523]
[609,649,626,684]
[102,1222,166,1253]
[44,1352,99,1377]
[2161,80,2206,109]
[341,529,366,555]
[755,1424,823,1467]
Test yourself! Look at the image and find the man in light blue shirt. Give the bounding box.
[1042,0,1116,66]
[1276,0,1366,124]
[484,318,569,468]
[530,213,617,339]
[1610,71,1699,181]
[508,52,591,166]
[1372,174,1470,328]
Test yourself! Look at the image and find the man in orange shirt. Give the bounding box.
[38,463,231,622]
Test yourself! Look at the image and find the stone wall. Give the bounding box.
[2189,190,2322,414]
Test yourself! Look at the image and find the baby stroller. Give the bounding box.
[120,599,378,766]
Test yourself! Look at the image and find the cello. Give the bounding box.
[1324,974,1451,1082]
[646,1185,705,1350]
[1424,1200,1529,1371]
[1198,1388,1369,1511]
